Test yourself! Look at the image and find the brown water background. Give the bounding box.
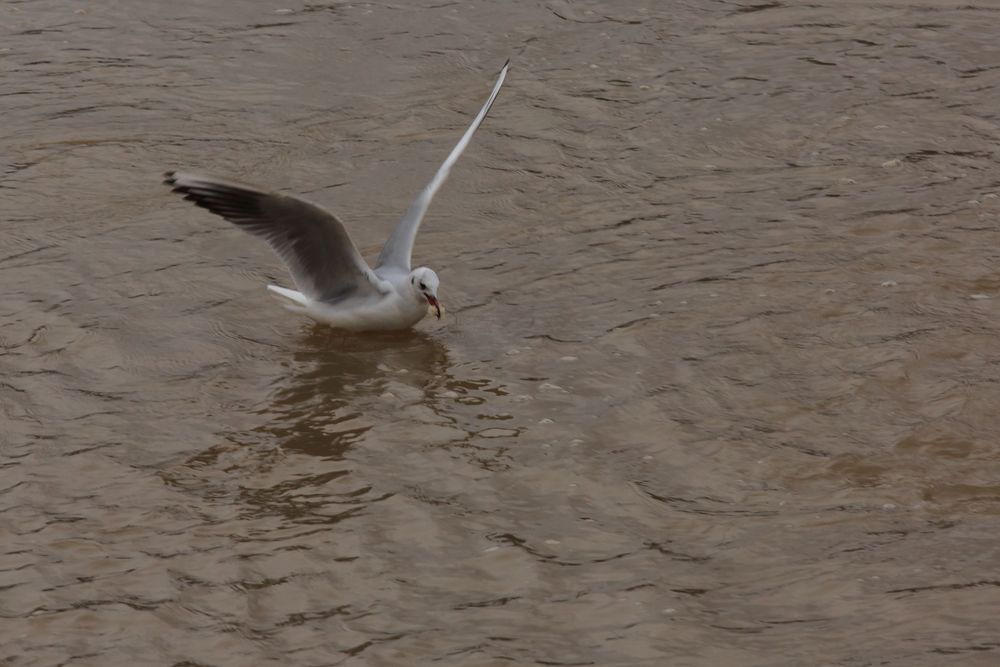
[3,1,1000,665]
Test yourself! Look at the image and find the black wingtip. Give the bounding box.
[501,58,511,71]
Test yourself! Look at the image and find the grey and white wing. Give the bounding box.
[165,172,386,303]
[375,60,509,272]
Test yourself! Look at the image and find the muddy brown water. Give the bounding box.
[4,1,1000,665]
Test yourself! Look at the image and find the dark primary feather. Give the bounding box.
[164,172,384,303]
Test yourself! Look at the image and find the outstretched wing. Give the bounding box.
[164,172,386,303]
[375,60,510,272]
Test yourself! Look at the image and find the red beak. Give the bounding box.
[425,295,441,319]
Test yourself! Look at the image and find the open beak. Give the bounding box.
[425,295,442,319]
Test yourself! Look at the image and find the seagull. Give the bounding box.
[165,60,509,332]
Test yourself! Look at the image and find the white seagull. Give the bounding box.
[165,60,509,332]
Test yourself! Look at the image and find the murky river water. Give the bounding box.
[4,1,1000,665]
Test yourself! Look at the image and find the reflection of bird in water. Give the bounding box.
[262,327,451,459]
[163,328,514,523]
[163,61,509,331]
[162,329,451,525]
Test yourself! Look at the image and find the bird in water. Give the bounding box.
[164,60,509,332]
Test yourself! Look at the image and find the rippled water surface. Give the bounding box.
[4,1,1000,665]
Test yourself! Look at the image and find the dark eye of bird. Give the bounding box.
[419,282,426,290]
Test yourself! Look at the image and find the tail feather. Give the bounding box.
[266,285,309,312]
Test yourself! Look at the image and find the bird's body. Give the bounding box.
[165,61,508,332]
[264,273,428,331]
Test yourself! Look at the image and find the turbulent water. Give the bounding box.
[4,1,1000,665]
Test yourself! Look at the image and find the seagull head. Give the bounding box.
[410,267,441,319]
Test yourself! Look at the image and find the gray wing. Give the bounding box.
[164,172,386,303]
[375,60,509,272]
